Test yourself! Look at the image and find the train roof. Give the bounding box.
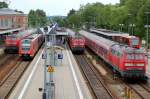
[26,33,40,39]
[9,29,36,38]
[79,30,116,50]
[90,29,129,37]
[67,29,76,37]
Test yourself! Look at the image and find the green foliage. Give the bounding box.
[0,2,8,8]
[28,9,47,27]
[66,0,150,44]
[52,16,66,27]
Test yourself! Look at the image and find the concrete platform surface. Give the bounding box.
[9,45,92,99]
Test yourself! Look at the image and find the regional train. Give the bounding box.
[5,29,36,53]
[80,30,147,78]
[67,29,85,53]
[19,33,44,59]
[90,29,140,49]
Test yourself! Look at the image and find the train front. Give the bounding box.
[70,36,85,53]
[122,48,147,78]
[5,34,20,53]
[19,39,32,59]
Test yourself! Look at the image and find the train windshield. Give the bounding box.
[130,38,139,46]
[7,34,17,40]
[21,39,31,46]
[126,54,144,60]
[22,47,30,51]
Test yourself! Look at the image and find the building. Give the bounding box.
[0,8,28,30]
[0,8,28,43]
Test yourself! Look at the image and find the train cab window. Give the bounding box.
[130,38,139,46]
[135,54,144,60]
[126,54,134,60]
[117,52,122,57]
[111,49,116,55]
[126,54,143,60]
[22,47,30,51]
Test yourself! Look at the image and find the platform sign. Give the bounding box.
[58,54,63,59]
[47,66,54,72]
[42,53,46,59]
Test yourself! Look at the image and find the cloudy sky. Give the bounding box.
[1,0,119,16]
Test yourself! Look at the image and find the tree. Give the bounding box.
[120,0,127,6]
[28,9,47,27]
[67,9,76,17]
[52,16,66,27]
[36,9,47,26]
[136,0,150,38]
[28,10,37,27]
[0,2,8,8]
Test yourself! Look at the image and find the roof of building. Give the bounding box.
[0,27,24,35]
[0,8,27,16]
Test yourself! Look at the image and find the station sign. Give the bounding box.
[58,54,63,59]
[42,53,46,59]
[47,66,54,72]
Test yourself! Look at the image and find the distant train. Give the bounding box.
[67,30,85,53]
[80,30,147,78]
[5,29,36,53]
[19,33,44,59]
[90,29,140,49]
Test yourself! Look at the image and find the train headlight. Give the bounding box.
[125,63,133,66]
[136,64,144,66]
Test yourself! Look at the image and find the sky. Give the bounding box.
[1,0,119,16]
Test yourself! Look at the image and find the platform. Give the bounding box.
[9,45,92,99]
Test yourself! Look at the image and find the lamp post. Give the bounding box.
[128,14,132,34]
[145,12,150,49]
[129,24,135,35]
[119,24,124,32]
[43,26,48,99]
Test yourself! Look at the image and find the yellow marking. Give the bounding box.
[47,66,54,72]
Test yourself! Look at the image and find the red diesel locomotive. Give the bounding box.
[19,33,44,59]
[80,30,147,78]
[68,35,85,53]
[67,29,85,53]
[5,29,36,53]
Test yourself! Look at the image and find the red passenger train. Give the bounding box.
[80,30,147,78]
[5,29,36,53]
[19,33,44,59]
[90,29,140,49]
[67,29,85,53]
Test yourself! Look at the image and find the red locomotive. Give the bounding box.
[80,30,147,78]
[19,33,44,59]
[67,29,85,53]
[5,29,36,53]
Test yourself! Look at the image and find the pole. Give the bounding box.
[132,24,134,36]
[147,15,149,49]
[43,27,48,99]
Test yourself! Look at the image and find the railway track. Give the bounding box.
[128,84,150,99]
[84,48,150,99]
[0,55,30,99]
[75,55,115,99]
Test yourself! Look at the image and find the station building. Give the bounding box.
[0,8,28,43]
[0,8,28,30]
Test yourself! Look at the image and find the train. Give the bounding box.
[19,33,44,59]
[5,29,36,53]
[90,29,140,49]
[80,30,147,78]
[67,29,85,53]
